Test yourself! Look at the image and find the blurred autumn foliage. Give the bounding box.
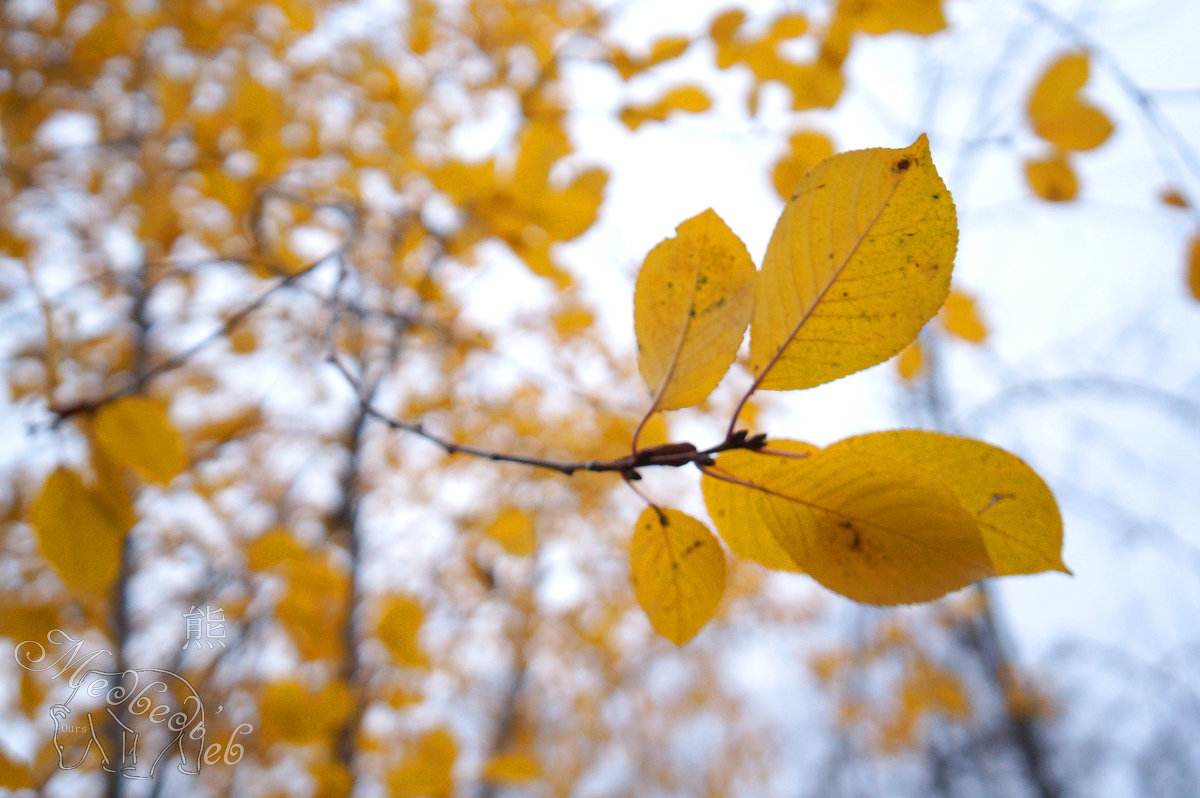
[2,1,1199,797]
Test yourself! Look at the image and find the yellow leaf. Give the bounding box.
[481,751,542,783]
[702,438,994,604]
[619,84,712,131]
[378,595,429,667]
[609,35,691,80]
[750,135,957,390]
[486,507,537,556]
[1027,53,1113,151]
[409,0,436,53]
[245,526,307,571]
[629,508,726,645]
[1025,152,1078,202]
[0,747,31,791]
[1160,188,1188,209]
[836,0,947,35]
[701,442,812,572]
[634,209,756,410]
[772,130,835,201]
[1187,233,1200,302]
[93,396,186,485]
[29,468,131,594]
[845,431,1066,575]
[939,290,988,343]
[897,341,924,380]
[260,680,350,744]
[388,728,456,797]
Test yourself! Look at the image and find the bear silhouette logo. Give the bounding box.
[48,668,205,779]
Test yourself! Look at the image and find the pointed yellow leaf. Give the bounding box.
[93,396,186,484]
[897,341,924,380]
[630,508,726,645]
[388,728,456,797]
[842,431,1066,575]
[481,751,542,783]
[1025,152,1078,202]
[29,468,131,594]
[1188,233,1200,302]
[378,595,429,667]
[703,439,994,604]
[940,290,988,343]
[486,507,537,556]
[634,209,756,410]
[750,135,957,390]
[772,130,835,201]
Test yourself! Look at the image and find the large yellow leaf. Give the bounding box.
[750,135,957,390]
[28,468,132,594]
[634,209,756,410]
[93,396,186,485]
[629,508,726,645]
[839,431,1066,575]
[701,441,812,572]
[702,439,994,604]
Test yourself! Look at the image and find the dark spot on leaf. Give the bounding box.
[894,158,910,172]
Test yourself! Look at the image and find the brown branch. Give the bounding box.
[326,355,768,480]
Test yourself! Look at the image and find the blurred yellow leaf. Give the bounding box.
[939,290,988,343]
[703,438,995,604]
[772,130,835,201]
[1187,233,1200,302]
[1027,52,1113,151]
[842,431,1067,575]
[1160,188,1189,209]
[609,35,690,80]
[245,526,307,571]
[634,209,756,410]
[619,84,712,131]
[836,0,947,35]
[897,341,924,380]
[388,728,456,797]
[260,680,351,744]
[93,396,186,485]
[0,747,31,791]
[1025,152,1078,202]
[29,468,132,594]
[487,507,537,556]
[481,751,542,783]
[750,135,956,390]
[629,507,726,645]
[378,595,429,667]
